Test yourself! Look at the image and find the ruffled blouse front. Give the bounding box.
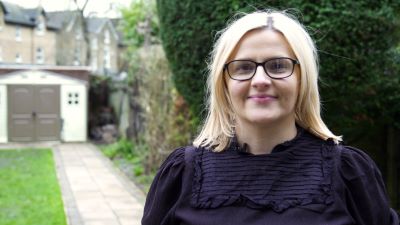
[142,129,399,225]
[191,129,334,212]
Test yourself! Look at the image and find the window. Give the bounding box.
[36,18,45,35]
[67,92,79,105]
[91,38,98,50]
[75,28,82,40]
[36,47,44,64]
[104,46,111,69]
[104,30,110,44]
[73,48,80,66]
[15,53,22,63]
[15,26,22,41]
[91,55,97,71]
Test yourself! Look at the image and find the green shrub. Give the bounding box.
[101,138,133,159]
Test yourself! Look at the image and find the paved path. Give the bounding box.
[1,142,145,225]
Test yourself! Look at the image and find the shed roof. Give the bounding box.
[0,64,91,82]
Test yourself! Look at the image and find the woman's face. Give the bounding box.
[226,28,299,128]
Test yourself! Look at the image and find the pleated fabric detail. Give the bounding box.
[191,131,335,213]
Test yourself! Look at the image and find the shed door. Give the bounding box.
[8,85,60,142]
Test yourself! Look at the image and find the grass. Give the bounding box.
[0,149,67,225]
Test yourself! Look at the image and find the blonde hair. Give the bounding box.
[193,10,342,151]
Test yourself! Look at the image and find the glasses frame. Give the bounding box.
[224,57,300,81]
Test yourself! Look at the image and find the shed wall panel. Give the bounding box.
[61,85,87,142]
[0,85,7,142]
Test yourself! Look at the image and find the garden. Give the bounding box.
[99,0,400,211]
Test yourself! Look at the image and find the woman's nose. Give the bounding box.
[251,65,272,87]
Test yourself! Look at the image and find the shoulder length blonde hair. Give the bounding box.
[193,10,342,151]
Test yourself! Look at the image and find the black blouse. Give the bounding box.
[142,129,399,225]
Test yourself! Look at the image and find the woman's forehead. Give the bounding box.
[229,28,295,60]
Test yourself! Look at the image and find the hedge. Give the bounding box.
[158,0,400,130]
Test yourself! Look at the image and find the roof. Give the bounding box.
[46,10,79,30]
[0,1,58,30]
[86,17,119,40]
[0,64,91,82]
[1,1,34,26]
[0,2,123,40]
[86,17,107,33]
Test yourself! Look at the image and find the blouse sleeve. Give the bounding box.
[339,146,399,225]
[142,147,186,225]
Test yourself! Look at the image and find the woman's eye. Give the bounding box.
[234,62,254,74]
[238,64,252,71]
[267,60,289,73]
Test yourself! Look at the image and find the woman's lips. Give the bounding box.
[248,94,277,103]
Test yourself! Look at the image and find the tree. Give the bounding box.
[119,0,194,173]
[120,0,159,50]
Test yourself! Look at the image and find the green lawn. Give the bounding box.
[0,149,67,225]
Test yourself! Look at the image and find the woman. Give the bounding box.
[142,10,399,225]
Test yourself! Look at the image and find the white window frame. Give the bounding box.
[15,26,22,42]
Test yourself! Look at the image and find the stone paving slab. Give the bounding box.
[54,143,145,225]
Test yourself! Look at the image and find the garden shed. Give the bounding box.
[0,65,90,143]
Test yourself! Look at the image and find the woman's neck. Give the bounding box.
[235,119,297,155]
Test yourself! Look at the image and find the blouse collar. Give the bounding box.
[229,125,305,155]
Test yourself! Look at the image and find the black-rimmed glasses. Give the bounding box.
[224,57,300,81]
